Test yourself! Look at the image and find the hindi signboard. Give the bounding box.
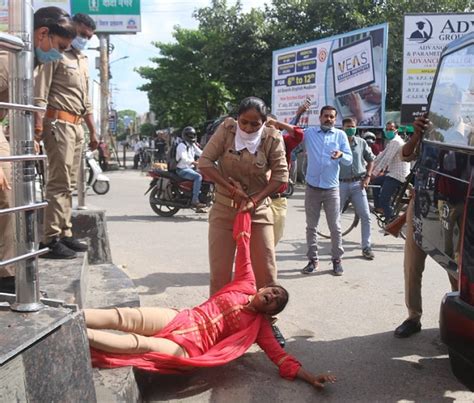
[401,13,474,124]
[272,24,388,128]
[71,0,141,34]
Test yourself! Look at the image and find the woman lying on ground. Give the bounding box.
[85,212,336,391]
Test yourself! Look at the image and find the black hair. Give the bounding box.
[264,283,289,315]
[34,7,77,39]
[73,13,97,31]
[237,97,268,121]
[342,117,356,126]
[386,120,399,129]
[320,105,338,116]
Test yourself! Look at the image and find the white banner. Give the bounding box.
[401,13,474,123]
[272,24,388,128]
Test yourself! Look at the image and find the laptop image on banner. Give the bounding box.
[331,37,379,118]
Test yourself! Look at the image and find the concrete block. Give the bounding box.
[38,252,88,307]
[85,263,140,309]
[0,306,96,402]
[72,209,113,265]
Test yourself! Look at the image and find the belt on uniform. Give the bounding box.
[339,175,365,183]
[45,108,83,125]
[270,193,285,199]
[214,192,239,209]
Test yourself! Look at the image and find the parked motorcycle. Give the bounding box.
[145,168,215,217]
[86,150,110,195]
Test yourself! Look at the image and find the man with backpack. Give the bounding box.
[174,127,205,208]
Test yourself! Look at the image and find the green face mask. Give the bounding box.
[384,130,396,140]
[344,127,357,137]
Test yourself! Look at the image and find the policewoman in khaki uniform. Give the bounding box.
[0,7,76,291]
[34,13,98,259]
[199,97,288,296]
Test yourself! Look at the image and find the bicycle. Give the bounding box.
[316,170,414,240]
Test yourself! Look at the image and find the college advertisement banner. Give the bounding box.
[272,24,388,128]
[401,13,474,124]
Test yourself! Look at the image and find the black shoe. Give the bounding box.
[40,239,77,259]
[60,236,88,252]
[0,276,15,293]
[394,319,421,338]
[332,259,344,276]
[301,260,318,274]
[272,324,286,348]
[191,201,206,209]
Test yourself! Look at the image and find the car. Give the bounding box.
[414,31,474,391]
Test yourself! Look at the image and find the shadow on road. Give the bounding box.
[106,214,209,223]
[133,272,210,295]
[136,329,466,401]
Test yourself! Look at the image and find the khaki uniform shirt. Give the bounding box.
[199,117,288,204]
[34,48,92,116]
[0,51,9,146]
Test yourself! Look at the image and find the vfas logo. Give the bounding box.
[337,51,369,75]
[408,18,433,43]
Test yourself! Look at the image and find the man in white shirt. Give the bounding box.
[371,121,410,220]
[133,138,145,169]
[176,127,205,208]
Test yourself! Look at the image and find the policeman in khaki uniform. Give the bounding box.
[34,13,98,259]
[0,7,77,289]
[0,52,15,292]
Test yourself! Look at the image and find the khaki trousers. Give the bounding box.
[85,307,188,357]
[208,202,276,296]
[43,119,84,242]
[0,129,14,277]
[270,197,287,246]
[404,198,427,321]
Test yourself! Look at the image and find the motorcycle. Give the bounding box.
[86,150,110,195]
[145,168,215,217]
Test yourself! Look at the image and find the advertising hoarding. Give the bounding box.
[401,13,474,124]
[272,24,388,128]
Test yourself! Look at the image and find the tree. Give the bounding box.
[138,0,472,124]
[139,122,156,138]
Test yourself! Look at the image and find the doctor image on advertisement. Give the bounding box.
[326,28,385,126]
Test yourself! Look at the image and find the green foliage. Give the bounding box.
[139,122,156,138]
[137,0,472,126]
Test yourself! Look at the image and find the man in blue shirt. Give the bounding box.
[302,105,352,276]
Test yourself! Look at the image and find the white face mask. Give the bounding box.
[235,123,265,154]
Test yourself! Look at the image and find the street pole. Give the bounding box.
[99,34,109,145]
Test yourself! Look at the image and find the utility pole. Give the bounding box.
[99,34,109,145]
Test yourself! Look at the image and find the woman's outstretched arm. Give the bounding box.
[232,212,255,285]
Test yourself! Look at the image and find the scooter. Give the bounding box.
[145,168,215,217]
[86,150,110,195]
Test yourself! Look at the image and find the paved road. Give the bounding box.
[89,169,473,402]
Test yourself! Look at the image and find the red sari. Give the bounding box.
[90,213,301,379]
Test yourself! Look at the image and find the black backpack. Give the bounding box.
[167,137,182,171]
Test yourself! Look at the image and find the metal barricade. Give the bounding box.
[0,1,47,312]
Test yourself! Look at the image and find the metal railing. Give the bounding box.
[0,1,47,312]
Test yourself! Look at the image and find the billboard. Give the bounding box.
[401,13,474,124]
[272,24,388,128]
[3,1,141,34]
[71,0,141,34]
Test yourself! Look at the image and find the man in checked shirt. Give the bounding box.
[371,121,410,221]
